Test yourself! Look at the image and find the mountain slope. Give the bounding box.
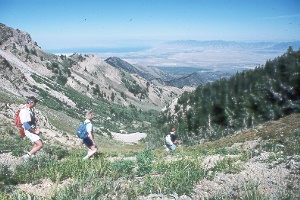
[104,56,175,84]
[105,56,140,74]
[165,71,232,88]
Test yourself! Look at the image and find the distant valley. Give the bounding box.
[48,40,300,88]
[49,40,300,76]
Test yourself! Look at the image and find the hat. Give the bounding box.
[27,96,39,104]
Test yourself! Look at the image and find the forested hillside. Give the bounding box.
[158,47,300,145]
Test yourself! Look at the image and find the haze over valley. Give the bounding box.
[48,40,300,76]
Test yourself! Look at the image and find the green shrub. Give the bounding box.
[43,145,69,160]
[0,164,17,185]
[212,157,243,174]
[0,134,31,156]
[12,155,56,183]
[111,159,135,178]
[285,129,300,156]
[215,147,228,155]
[136,150,155,176]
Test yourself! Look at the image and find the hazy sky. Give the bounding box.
[1,0,300,50]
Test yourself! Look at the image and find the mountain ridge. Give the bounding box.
[163,39,300,49]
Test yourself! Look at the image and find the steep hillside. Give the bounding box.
[165,71,232,88]
[105,56,174,84]
[105,56,141,74]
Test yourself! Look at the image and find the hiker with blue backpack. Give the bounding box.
[19,96,43,161]
[77,111,97,160]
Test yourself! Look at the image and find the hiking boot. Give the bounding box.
[88,148,97,157]
[83,149,97,160]
[22,153,30,162]
[83,155,90,160]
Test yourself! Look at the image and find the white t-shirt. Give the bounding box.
[19,106,32,124]
[84,119,93,132]
[165,134,173,145]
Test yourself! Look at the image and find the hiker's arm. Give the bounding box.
[173,137,179,145]
[88,131,96,146]
[23,122,41,135]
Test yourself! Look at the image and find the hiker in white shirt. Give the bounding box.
[19,96,43,161]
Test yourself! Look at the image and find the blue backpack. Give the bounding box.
[76,122,90,139]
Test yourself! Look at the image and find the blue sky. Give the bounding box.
[1,0,300,50]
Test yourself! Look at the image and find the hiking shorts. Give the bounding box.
[83,137,93,148]
[169,144,176,151]
[25,129,41,143]
[166,144,176,151]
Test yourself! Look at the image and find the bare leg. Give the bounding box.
[83,145,97,160]
[29,140,43,155]
[88,145,97,156]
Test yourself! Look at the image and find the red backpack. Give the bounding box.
[14,110,25,138]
